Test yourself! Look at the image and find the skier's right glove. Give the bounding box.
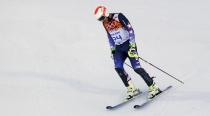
[111,48,116,54]
[110,48,116,59]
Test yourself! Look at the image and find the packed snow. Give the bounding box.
[0,0,210,116]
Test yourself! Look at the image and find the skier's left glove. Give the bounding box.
[128,43,139,58]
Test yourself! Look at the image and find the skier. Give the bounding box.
[94,6,161,100]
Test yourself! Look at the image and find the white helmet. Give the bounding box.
[94,5,109,21]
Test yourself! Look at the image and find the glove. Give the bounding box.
[111,48,116,54]
[110,48,116,59]
[128,43,139,58]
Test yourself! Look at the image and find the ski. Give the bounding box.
[133,85,172,109]
[106,91,144,110]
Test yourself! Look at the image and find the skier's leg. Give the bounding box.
[129,57,161,98]
[115,68,130,87]
[115,68,140,99]
[113,51,130,87]
[129,57,154,86]
[134,68,153,86]
[114,51,140,99]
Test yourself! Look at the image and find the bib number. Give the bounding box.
[113,35,122,42]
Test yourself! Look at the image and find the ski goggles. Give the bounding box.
[98,15,106,21]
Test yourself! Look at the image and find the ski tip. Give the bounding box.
[106,106,113,109]
[133,105,140,109]
[168,85,173,88]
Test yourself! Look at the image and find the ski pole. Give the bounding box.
[138,56,184,84]
[111,56,184,84]
[111,56,133,69]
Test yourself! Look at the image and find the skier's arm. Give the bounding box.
[118,13,139,58]
[107,32,115,53]
[118,13,135,46]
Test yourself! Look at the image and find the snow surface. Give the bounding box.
[0,0,210,116]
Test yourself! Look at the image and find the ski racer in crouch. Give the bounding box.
[94,6,161,100]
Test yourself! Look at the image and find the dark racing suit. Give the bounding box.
[102,13,153,87]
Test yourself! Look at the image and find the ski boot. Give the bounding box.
[148,82,161,99]
[125,81,140,100]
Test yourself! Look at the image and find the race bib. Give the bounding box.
[110,29,129,45]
